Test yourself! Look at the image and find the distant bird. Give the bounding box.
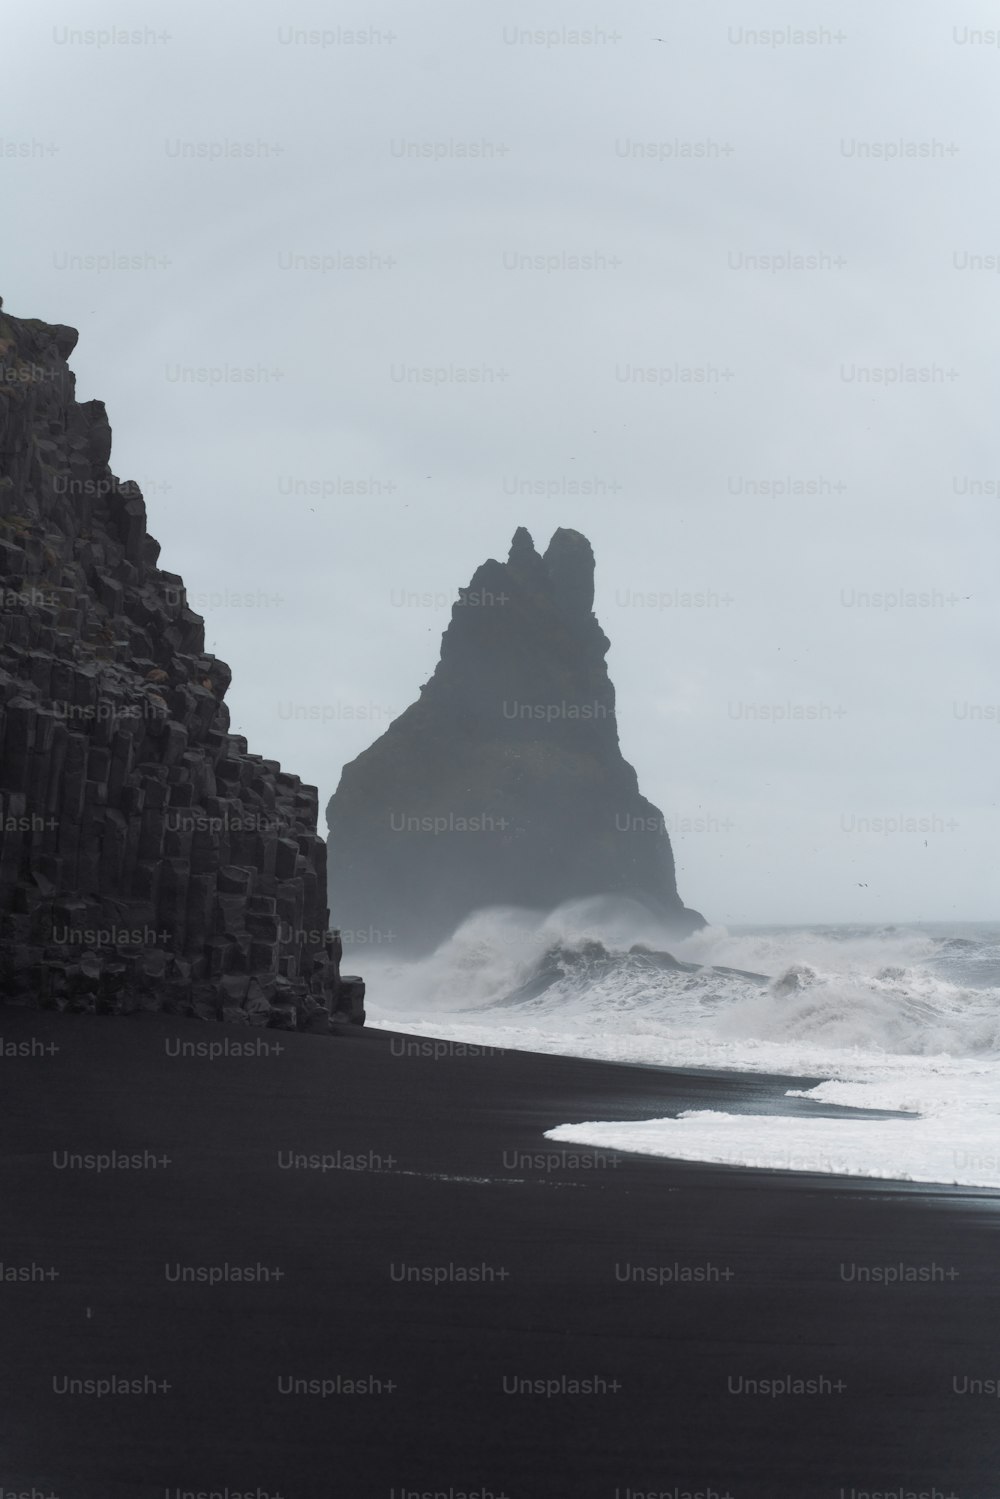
[857,883,868,888]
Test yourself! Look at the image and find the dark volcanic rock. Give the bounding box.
[326,527,705,954]
[0,302,355,1028]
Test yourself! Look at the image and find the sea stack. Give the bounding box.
[326,527,705,954]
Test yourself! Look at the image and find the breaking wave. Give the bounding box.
[361,902,1000,1188]
[362,899,1000,1066]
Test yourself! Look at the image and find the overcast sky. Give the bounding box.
[4,0,998,925]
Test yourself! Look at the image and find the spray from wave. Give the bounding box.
[359,900,1000,1189]
[363,898,1000,1065]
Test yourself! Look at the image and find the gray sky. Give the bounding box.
[5,0,998,924]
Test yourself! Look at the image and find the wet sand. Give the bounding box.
[1,1007,998,1499]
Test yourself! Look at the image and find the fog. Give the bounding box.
[4,0,998,923]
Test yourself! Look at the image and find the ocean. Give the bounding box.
[363,899,1000,1189]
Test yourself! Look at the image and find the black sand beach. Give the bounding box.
[1,1008,998,1499]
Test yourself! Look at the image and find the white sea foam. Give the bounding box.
[361,902,1000,1190]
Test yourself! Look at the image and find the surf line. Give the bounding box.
[388,1169,583,1188]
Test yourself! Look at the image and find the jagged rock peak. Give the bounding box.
[504,525,547,589]
[508,525,537,559]
[502,526,594,614]
[326,525,705,955]
[543,527,595,616]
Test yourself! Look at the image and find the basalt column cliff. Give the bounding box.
[0,303,360,1028]
[327,527,705,954]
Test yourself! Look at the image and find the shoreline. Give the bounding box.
[2,1006,998,1497]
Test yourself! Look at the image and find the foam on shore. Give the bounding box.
[362,902,1000,1189]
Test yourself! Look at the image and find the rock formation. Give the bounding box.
[0,302,361,1028]
[326,527,705,954]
